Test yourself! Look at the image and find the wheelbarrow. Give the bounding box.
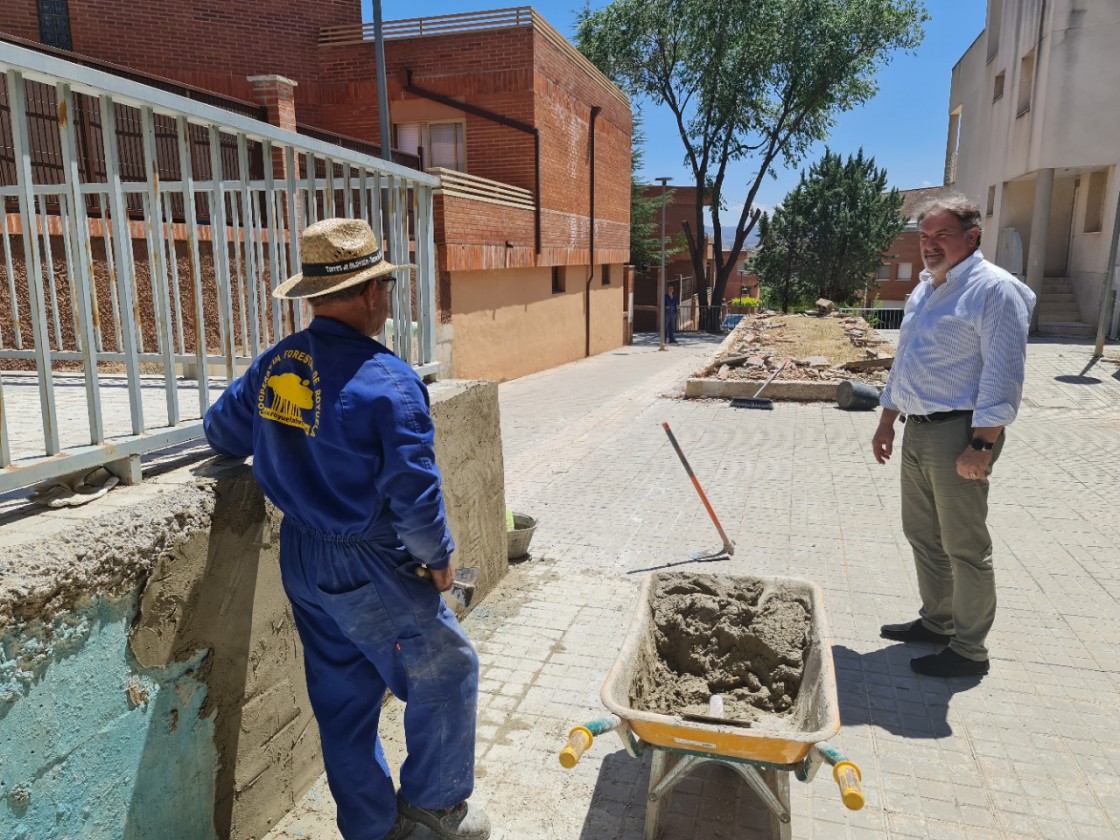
[559,572,863,840]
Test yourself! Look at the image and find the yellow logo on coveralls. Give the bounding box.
[258,350,322,436]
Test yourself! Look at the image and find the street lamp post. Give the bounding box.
[656,177,671,351]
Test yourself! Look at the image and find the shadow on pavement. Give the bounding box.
[832,644,982,739]
[578,749,774,840]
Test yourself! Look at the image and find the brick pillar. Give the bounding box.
[247,74,299,182]
[248,74,300,284]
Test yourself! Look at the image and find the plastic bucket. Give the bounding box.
[836,381,881,411]
[506,513,538,560]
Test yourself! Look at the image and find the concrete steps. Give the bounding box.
[1037,277,1093,336]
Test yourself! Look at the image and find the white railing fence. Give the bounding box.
[0,41,440,491]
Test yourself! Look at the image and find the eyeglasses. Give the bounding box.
[377,276,397,291]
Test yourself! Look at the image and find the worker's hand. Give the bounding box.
[871,422,895,465]
[429,562,456,593]
[956,447,992,481]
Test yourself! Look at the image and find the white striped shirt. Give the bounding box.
[881,250,1036,428]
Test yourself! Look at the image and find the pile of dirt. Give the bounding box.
[630,574,811,725]
[697,311,895,388]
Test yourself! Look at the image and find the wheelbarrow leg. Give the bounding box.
[644,750,670,840]
[763,769,792,840]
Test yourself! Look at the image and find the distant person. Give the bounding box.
[872,195,1035,679]
[665,285,679,343]
[204,218,489,840]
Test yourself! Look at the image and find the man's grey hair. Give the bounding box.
[916,194,983,239]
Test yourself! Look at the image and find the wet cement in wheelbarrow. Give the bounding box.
[631,573,811,726]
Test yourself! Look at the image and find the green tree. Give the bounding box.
[629,119,672,275]
[752,205,813,313]
[577,0,925,330]
[756,148,905,307]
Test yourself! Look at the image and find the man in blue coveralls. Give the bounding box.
[204,218,490,840]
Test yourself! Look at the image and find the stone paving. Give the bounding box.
[267,330,1120,840]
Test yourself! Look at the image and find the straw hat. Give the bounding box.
[273,218,412,300]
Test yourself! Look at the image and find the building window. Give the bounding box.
[1084,169,1108,233]
[394,121,466,171]
[897,262,913,282]
[993,72,1005,102]
[986,185,996,216]
[38,0,73,50]
[601,264,611,286]
[552,266,565,294]
[1017,50,1035,117]
[876,264,892,282]
[986,0,1003,62]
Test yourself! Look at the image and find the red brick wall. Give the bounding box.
[317,29,538,193]
[877,229,923,302]
[0,4,41,41]
[317,24,630,269]
[532,29,630,236]
[3,0,360,117]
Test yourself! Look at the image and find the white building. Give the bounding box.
[945,0,1120,338]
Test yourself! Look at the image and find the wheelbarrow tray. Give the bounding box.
[601,572,840,766]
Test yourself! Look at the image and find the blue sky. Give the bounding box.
[369,1,987,213]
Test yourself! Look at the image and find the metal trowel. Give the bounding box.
[415,564,480,608]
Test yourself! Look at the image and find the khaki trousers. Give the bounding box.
[900,414,1004,662]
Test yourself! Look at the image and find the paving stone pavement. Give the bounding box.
[267,330,1120,840]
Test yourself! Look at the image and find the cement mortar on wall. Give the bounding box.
[0,378,506,838]
[428,379,507,607]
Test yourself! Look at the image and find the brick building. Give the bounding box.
[3,3,632,380]
[872,185,946,307]
[632,185,711,332]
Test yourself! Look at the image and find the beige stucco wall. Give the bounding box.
[450,264,624,382]
[948,0,1120,333]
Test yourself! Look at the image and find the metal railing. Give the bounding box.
[836,307,905,329]
[0,40,440,491]
[430,167,534,211]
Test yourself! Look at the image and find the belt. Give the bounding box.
[904,410,972,425]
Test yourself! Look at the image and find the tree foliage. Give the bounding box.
[629,119,671,275]
[754,148,905,311]
[577,0,925,328]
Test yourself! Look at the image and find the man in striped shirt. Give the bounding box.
[872,195,1035,678]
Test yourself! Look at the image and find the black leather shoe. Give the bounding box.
[880,619,953,644]
[910,648,989,677]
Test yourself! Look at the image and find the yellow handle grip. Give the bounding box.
[833,761,864,810]
[559,727,593,769]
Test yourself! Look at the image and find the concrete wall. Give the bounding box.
[0,380,505,839]
[450,265,624,381]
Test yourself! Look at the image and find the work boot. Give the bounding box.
[384,814,415,840]
[397,796,490,840]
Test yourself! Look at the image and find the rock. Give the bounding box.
[717,365,731,380]
[747,355,765,368]
[815,298,835,315]
[805,356,829,368]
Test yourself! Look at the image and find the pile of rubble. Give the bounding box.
[699,311,895,386]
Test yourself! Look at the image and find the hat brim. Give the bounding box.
[272,258,415,300]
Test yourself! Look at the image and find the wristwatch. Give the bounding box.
[970,437,994,451]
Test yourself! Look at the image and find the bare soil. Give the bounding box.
[697,311,895,388]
